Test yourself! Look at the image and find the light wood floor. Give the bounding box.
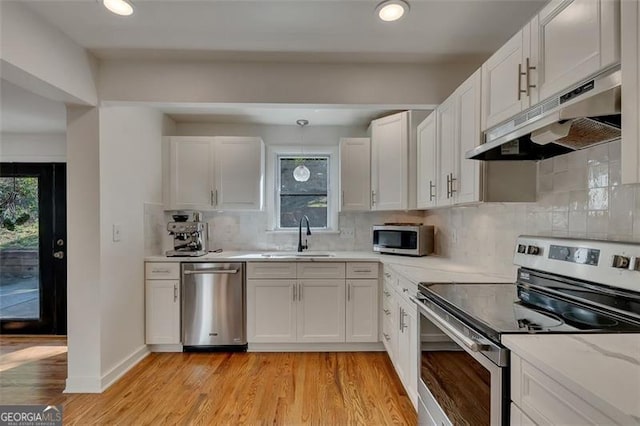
[0,336,417,425]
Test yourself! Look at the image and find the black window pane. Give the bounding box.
[280,195,327,228]
[280,158,328,194]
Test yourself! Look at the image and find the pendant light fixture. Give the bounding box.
[293,119,311,182]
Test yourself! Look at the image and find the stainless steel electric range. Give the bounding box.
[412,236,640,426]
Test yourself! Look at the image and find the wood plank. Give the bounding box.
[0,336,416,425]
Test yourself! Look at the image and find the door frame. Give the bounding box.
[0,163,67,334]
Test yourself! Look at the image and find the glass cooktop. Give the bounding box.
[418,281,640,343]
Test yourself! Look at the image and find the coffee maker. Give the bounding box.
[166,214,208,257]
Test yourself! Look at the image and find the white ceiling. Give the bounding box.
[24,0,547,63]
[1,80,67,134]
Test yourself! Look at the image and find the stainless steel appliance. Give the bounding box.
[372,223,434,256]
[166,220,208,257]
[181,262,247,351]
[467,67,621,161]
[412,236,640,426]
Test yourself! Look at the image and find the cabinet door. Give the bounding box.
[168,137,214,210]
[455,69,483,205]
[297,279,346,342]
[339,138,371,211]
[213,137,264,211]
[145,280,180,344]
[533,0,620,102]
[396,302,418,405]
[346,279,379,343]
[436,96,456,207]
[510,403,536,426]
[371,112,408,211]
[622,0,640,184]
[481,28,528,130]
[416,113,438,209]
[246,279,297,343]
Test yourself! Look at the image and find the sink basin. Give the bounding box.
[261,251,335,258]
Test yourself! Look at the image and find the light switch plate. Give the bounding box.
[112,224,122,242]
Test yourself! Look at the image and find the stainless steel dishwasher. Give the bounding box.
[181,262,246,351]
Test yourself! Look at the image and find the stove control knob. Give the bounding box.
[527,245,541,255]
[517,244,526,254]
[630,257,640,271]
[612,255,630,269]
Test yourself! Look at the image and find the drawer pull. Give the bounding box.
[384,272,391,278]
[152,269,171,274]
[383,291,391,297]
[383,309,390,315]
[353,269,371,273]
[383,333,390,341]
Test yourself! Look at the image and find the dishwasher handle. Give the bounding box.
[183,269,239,275]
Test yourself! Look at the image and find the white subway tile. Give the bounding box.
[588,188,609,211]
[587,211,609,235]
[554,154,569,172]
[569,190,588,211]
[588,163,609,188]
[568,212,587,234]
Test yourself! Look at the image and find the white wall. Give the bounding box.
[65,106,102,392]
[0,1,97,105]
[98,59,479,106]
[0,133,66,162]
[98,106,164,384]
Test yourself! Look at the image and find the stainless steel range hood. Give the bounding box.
[466,68,621,161]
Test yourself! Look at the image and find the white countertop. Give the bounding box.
[145,251,513,284]
[503,334,640,423]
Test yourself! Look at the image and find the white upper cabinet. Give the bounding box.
[436,95,457,207]
[370,111,428,211]
[416,113,438,209]
[213,137,264,211]
[371,112,408,211]
[339,137,371,211]
[167,137,215,211]
[455,69,483,205]
[533,0,620,102]
[621,0,640,184]
[482,0,620,131]
[482,27,532,130]
[166,136,265,211]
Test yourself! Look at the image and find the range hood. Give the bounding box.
[467,68,621,161]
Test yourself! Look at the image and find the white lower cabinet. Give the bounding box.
[381,265,419,408]
[145,262,181,345]
[510,402,536,426]
[246,279,297,343]
[246,262,378,344]
[145,280,181,345]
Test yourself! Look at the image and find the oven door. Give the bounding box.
[412,296,508,426]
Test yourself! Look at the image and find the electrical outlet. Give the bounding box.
[451,229,457,245]
[112,224,122,242]
[340,228,355,239]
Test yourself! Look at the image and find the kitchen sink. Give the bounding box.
[261,251,335,258]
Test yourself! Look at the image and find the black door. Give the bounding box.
[0,163,66,334]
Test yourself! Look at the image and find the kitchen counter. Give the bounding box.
[145,251,513,284]
[503,334,640,423]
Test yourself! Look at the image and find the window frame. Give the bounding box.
[266,145,339,232]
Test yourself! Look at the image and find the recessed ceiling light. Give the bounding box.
[103,0,134,16]
[376,0,409,22]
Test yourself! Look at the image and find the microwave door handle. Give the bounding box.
[410,296,489,352]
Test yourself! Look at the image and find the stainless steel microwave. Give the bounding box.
[372,224,434,257]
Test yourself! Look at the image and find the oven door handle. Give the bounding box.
[410,296,490,353]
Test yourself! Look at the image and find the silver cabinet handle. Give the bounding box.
[383,309,390,316]
[341,190,345,208]
[347,283,351,301]
[371,190,376,206]
[173,284,178,302]
[383,290,391,297]
[353,269,371,273]
[400,307,408,332]
[411,296,489,352]
[183,269,238,275]
[384,272,391,278]
[298,283,303,301]
[449,173,457,195]
[214,189,218,206]
[383,333,390,341]
[525,57,536,96]
[429,180,436,201]
[446,174,451,199]
[518,62,526,100]
[152,268,171,274]
[293,283,297,302]
[210,190,215,206]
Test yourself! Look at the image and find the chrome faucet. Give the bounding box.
[298,215,312,252]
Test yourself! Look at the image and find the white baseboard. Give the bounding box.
[100,345,150,392]
[148,344,183,352]
[248,342,384,352]
[64,376,102,394]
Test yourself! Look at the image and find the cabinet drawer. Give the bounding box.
[346,262,379,279]
[145,262,180,280]
[297,262,346,279]
[247,262,296,279]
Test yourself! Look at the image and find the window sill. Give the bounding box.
[265,229,341,235]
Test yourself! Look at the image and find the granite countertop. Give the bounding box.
[503,334,640,424]
[145,251,514,284]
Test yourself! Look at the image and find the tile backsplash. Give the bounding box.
[424,141,640,276]
[147,140,639,278]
